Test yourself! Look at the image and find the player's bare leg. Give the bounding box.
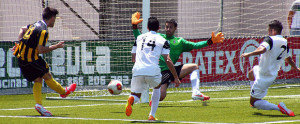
[248,69,255,81]
[181,64,210,101]
[248,69,255,88]
[159,83,168,101]
[179,64,197,78]
[156,64,209,102]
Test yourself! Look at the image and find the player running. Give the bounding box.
[131,12,224,102]
[126,17,180,120]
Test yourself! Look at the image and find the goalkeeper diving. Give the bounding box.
[131,12,225,103]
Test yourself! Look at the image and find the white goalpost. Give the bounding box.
[140,0,151,103]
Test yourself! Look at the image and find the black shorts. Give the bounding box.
[18,58,49,82]
[161,64,183,86]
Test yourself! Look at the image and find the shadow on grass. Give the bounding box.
[140,105,200,108]
[52,114,70,117]
[139,104,232,109]
[130,120,173,123]
[21,114,70,117]
[253,112,297,117]
[111,111,124,113]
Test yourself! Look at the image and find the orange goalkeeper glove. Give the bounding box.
[132,12,143,25]
[207,32,224,45]
[211,32,224,43]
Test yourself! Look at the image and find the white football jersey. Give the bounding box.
[131,31,170,76]
[258,35,289,76]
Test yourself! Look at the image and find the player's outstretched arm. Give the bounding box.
[38,41,64,54]
[131,53,136,62]
[163,54,181,87]
[132,12,143,39]
[240,46,266,58]
[183,32,225,51]
[285,56,300,72]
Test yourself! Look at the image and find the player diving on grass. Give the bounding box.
[131,12,224,102]
[240,20,300,116]
[126,17,181,120]
[11,7,76,116]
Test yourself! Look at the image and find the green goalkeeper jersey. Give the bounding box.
[133,29,209,71]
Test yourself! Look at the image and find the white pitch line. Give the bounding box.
[212,94,300,100]
[0,115,230,124]
[0,103,125,111]
[0,94,299,111]
[262,120,300,124]
[0,115,299,124]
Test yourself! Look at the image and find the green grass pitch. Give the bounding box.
[0,84,300,124]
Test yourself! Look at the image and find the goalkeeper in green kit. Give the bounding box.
[131,12,224,103]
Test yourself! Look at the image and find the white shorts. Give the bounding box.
[250,66,277,99]
[130,75,162,93]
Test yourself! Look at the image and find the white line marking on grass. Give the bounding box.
[0,103,125,111]
[262,120,300,124]
[46,97,127,102]
[212,94,300,100]
[0,115,299,124]
[0,115,228,124]
[1,94,299,111]
[173,94,300,102]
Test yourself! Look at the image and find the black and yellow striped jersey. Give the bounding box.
[13,20,49,62]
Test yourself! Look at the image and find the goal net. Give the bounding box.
[1,0,300,100]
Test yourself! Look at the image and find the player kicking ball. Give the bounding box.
[12,7,76,116]
[240,20,300,116]
[131,12,224,102]
[126,17,180,120]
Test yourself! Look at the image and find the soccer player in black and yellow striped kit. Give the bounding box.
[12,7,76,116]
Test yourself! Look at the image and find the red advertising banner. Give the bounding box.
[177,37,300,83]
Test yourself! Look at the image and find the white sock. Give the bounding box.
[130,95,140,104]
[250,81,254,89]
[190,70,200,95]
[149,88,160,117]
[254,100,280,110]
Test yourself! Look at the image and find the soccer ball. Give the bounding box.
[107,80,123,95]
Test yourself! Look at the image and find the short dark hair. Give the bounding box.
[147,17,159,31]
[268,20,283,34]
[42,7,59,20]
[166,19,177,28]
